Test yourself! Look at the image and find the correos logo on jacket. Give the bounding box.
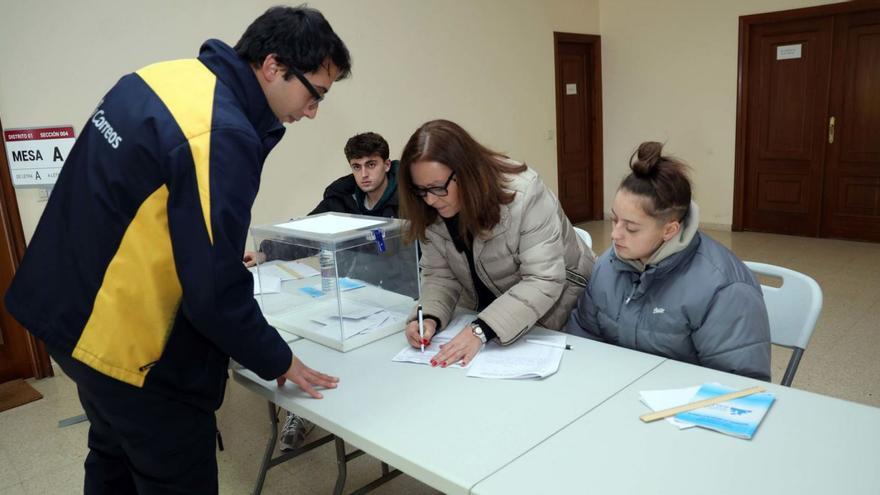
[90,107,123,149]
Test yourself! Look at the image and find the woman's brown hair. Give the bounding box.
[398,120,527,243]
[620,141,692,223]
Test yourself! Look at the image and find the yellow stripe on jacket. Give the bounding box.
[73,59,215,387]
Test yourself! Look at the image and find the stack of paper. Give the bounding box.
[392,315,567,379]
[640,382,776,439]
[468,334,566,379]
[250,260,319,295]
[639,386,700,429]
[304,300,404,340]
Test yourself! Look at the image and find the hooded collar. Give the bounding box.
[197,39,285,147]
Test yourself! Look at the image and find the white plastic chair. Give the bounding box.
[573,227,593,250]
[744,261,823,387]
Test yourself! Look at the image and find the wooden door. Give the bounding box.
[741,17,834,237]
[0,118,52,381]
[821,10,880,241]
[554,33,603,223]
[735,1,880,242]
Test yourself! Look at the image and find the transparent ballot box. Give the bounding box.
[250,213,420,352]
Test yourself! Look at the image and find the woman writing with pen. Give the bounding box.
[399,120,595,367]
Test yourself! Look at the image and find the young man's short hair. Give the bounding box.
[235,5,352,81]
[344,132,390,161]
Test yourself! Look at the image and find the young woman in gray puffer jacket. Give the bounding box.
[565,142,771,380]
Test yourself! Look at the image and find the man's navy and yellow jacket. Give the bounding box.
[5,40,293,411]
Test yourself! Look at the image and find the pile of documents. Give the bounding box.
[392,314,567,379]
[640,383,776,439]
[309,299,404,340]
[249,260,319,295]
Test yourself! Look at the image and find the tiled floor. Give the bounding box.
[1,222,877,494]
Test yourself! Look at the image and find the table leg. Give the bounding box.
[334,436,348,495]
[252,401,279,495]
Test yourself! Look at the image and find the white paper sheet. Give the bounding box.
[252,272,281,295]
[392,316,567,379]
[250,260,319,281]
[638,386,700,429]
[309,299,383,323]
[391,314,473,368]
[276,214,385,234]
[310,309,406,340]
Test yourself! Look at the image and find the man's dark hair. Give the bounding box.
[344,132,390,161]
[235,5,352,81]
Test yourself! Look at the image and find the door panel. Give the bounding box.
[743,18,833,236]
[822,10,880,241]
[555,37,598,223]
[0,118,50,381]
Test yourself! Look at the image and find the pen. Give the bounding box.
[417,304,425,353]
[526,338,571,350]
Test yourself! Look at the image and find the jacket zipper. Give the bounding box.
[625,279,641,304]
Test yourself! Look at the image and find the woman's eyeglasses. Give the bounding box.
[413,172,456,198]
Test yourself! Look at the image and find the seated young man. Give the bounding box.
[245,132,401,451]
[312,131,400,217]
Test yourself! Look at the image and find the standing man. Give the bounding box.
[4,6,351,494]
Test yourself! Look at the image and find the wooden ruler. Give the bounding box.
[276,263,303,279]
[640,385,766,423]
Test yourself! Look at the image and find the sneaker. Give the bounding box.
[279,412,315,452]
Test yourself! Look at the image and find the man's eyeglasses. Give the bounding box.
[286,66,324,109]
[413,172,456,198]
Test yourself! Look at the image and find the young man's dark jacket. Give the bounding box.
[4,40,293,412]
[261,161,417,296]
[309,160,400,218]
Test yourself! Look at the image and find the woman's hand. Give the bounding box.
[243,250,266,267]
[432,325,483,367]
[405,318,437,348]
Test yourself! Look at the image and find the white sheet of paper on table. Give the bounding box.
[467,335,566,379]
[638,386,700,429]
[250,260,319,281]
[310,309,405,340]
[276,214,385,234]
[252,272,281,295]
[391,314,473,368]
[392,315,567,378]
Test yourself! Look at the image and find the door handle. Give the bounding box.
[828,116,835,144]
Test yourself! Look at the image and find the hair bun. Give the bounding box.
[630,141,664,177]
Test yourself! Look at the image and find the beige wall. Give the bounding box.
[0,0,598,242]
[599,0,835,229]
[3,0,847,240]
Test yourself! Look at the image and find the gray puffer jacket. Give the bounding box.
[564,211,771,380]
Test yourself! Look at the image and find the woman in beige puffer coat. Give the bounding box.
[398,120,595,367]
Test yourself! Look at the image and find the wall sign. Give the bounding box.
[776,44,802,60]
[3,126,75,188]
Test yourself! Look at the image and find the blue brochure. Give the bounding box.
[299,278,367,298]
[675,383,775,439]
